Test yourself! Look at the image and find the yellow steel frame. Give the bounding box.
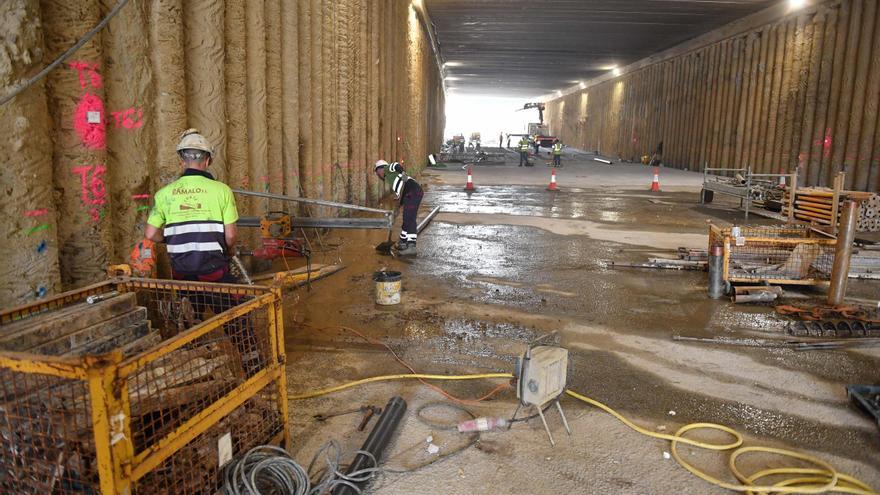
[709,225,837,286]
[0,278,289,495]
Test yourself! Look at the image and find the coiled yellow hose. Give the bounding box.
[289,374,877,494]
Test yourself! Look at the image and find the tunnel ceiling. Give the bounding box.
[425,0,779,97]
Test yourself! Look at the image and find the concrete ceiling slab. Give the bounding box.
[425,0,779,97]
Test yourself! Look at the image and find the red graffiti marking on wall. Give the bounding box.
[74,93,106,150]
[25,209,48,217]
[72,165,107,222]
[111,108,144,130]
[131,194,150,200]
[68,61,102,89]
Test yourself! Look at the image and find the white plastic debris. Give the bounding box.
[663,451,671,460]
[427,443,440,455]
[656,425,666,431]
[668,410,676,416]
[426,435,433,444]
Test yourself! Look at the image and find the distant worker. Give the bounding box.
[506,134,512,149]
[533,134,540,155]
[375,160,423,256]
[499,132,504,148]
[518,136,530,167]
[145,129,259,374]
[145,128,239,282]
[552,139,564,168]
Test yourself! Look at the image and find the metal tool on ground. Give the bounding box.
[332,396,407,495]
[828,200,859,306]
[376,206,441,255]
[731,285,783,304]
[314,405,382,432]
[846,385,880,433]
[512,338,571,447]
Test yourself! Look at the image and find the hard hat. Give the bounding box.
[374,159,389,170]
[176,128,214,155]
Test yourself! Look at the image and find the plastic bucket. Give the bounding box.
[373,271,402,305]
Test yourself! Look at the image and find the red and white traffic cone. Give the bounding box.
[547,168,558,191]
[650,166,661,192]
[464,166,476,191]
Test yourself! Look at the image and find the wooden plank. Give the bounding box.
[30,307,148,355]
[0,293,137,351]
[62,320,151,357]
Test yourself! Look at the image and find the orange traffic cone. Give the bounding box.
[650,166,661,192]
[464,166,476,191]
[547,168,558,191]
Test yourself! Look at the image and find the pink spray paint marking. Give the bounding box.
[131,194,151,200]
[25,209,48,217]
[74,93,106,150]
[72,165,107,222]
[68,61,102,89]
[111,108,144,130]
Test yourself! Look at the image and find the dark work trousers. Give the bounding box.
[534,142,540,154]
[400,181,424,243]
[520,151,529,166]
[553,154,561,167]
[173,266,261,377]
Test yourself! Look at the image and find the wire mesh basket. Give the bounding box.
[709,225,837,285]
[0,278,289,494]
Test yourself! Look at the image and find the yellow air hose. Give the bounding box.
[289,374,877,494]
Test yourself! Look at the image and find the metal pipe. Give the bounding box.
[416,206,441,234]
[828,200,859,306]
[332,396,407,495]
[708,245,725,299]
[732,291,778,304]
[232,188,391,215]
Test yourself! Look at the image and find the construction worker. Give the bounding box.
[533,134,540,155]
[518,136,530,167]
[375,160,423,256]
[144,129,259,374]
[552,139,563,168]
[145,128,238,282]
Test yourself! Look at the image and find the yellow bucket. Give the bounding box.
[373,271,402,305]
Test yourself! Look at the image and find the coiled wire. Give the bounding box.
[221,445,310,495]
[307,440,381,495]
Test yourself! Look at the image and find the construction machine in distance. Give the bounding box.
[517,102,557,148]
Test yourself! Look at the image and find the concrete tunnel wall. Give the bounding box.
[0,0,445,307]
[545,0,880,193]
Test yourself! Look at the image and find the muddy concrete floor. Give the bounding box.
[279,149,880,494]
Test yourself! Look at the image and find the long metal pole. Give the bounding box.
[232,188,391,215]
[827,200,859,306]
[416,205,441,234]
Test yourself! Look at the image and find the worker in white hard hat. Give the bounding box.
[375,159,423,256]
[144,129,259,373]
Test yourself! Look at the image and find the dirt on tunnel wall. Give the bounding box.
[545,0,880,193]
[0,0,445,307]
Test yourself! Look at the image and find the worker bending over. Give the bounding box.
[519,136,530,167]
[552,139,563,168]
[375,160,423,256]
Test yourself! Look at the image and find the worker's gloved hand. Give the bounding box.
[129,239,156,277]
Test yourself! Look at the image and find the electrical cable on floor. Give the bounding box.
[307,440,380,495]
[0,0,132,106]
[221,445,310,495]
[290,374,877,494]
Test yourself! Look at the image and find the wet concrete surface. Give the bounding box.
[281,152,880,493]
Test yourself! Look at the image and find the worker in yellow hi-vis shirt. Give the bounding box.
[145,128,239,283]
[144,129,259,375]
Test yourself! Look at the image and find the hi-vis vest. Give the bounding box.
[147,169,239,275]
[383,162,413,200]
[553,143,562,155]
[519,140,530,151]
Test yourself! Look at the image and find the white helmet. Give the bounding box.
[374,159,389,171]
[176,128,214,155]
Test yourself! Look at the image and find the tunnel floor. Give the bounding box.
[281,149,880,494]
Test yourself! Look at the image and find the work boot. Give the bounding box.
[396,241,417,256]
[395,240,408,251]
